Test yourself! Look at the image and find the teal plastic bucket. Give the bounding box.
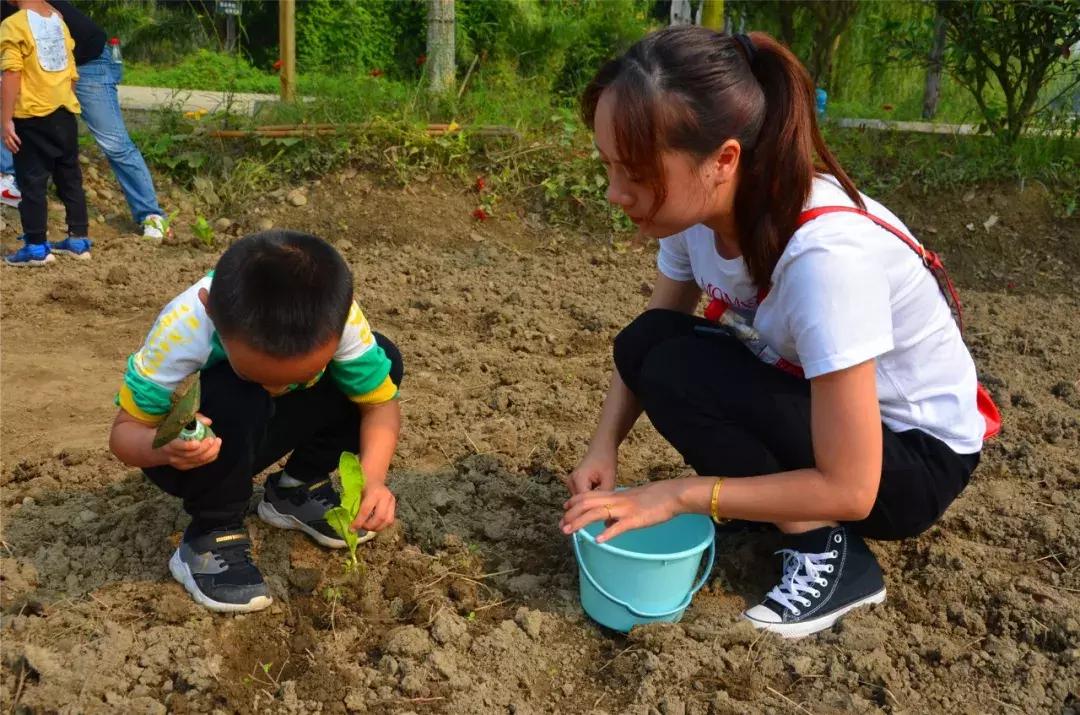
[572,513,715,632]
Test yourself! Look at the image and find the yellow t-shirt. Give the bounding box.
[0,8,79,119]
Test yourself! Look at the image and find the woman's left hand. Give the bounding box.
[560,480,685,544]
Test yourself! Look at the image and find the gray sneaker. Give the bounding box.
[168,527,272,613]
[257,472,375,548]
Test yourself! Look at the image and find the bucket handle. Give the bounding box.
[572,531,716,619]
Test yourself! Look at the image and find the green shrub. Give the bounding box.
[124,50,278,93]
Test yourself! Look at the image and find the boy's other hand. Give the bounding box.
[352,482,396,533]
[157,415,221,470]
[2,121,19,153]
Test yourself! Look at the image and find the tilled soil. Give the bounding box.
[1,161,1077,715]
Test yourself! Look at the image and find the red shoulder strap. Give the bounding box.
[797,206,926,258]
[796,206,999,439]
[795,206,965,335]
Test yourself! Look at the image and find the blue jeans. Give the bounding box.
[0,141,12,175]
[73,47,162,224]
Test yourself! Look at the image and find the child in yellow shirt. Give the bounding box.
[1,0,91,266]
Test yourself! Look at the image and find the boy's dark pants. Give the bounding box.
[12,108,88,243]
[145,333,403,536]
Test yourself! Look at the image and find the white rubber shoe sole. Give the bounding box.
[4,254,55,267]
[51,249,92,260]
[168,549,273,614]
[743,587,886,639]
[257,500,375,549]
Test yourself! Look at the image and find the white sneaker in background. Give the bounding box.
[142,213,168,241]
[0,174,21,208]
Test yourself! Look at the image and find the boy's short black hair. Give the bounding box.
[207,230,353,357]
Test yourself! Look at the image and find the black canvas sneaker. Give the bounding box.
[743,525,886,638]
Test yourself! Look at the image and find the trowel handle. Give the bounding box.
[179,420,215,442]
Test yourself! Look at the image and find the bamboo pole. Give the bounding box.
[204,123,520,139]
[700,0,723,30]
[278,0,296,103]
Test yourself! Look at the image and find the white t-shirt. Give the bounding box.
[657,175,984,454]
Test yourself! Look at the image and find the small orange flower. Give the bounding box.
[472,208,489,221]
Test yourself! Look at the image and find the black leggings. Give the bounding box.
[614,310,979,541]
[145,333,403,534]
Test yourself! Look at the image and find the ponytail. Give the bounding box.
[582,27,863,290]
[735,32,863,287]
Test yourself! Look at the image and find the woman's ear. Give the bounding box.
[704,139,742,187]
[198,287,210,310]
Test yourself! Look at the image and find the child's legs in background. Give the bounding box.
[11,116,55,243]
[47,109,88,236]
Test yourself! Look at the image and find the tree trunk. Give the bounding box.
[805,1,858,92]
[426,0,455,97]
[700,0,723,30]
[225,15,236,53]
[922,5,947,120]
[778,5,797,48]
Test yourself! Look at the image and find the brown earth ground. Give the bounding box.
[1,151,1078,715]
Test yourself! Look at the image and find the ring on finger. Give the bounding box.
[604,503,614,521]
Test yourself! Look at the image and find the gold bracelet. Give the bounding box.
[710,477,725,524]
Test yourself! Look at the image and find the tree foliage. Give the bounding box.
[802,0,859,91]
[933,0,1079,140]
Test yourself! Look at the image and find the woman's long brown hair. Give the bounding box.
[582,27,863,289]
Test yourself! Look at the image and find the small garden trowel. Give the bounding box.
[152,374,215,448]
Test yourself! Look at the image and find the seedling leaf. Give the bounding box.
[325,452,366,565]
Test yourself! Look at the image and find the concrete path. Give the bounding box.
[116,85,1072,138]
[117,85,290,116]
[832,117,981,135]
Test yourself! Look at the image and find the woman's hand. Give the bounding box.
[560,480,686,543]
[566,447,618,495]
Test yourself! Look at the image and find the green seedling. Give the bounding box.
[324,451,366,567]
[192,216,214,246]
[160,208,180,234]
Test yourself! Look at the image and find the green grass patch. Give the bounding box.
[826,125,1079,216]
[125,59,1077,226]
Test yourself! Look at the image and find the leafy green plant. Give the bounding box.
[157,208,181,235]
[325,452,366,567]
[125,50,279,94]
[192,216,214,246]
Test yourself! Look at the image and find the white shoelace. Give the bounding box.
[765,548,838,617]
